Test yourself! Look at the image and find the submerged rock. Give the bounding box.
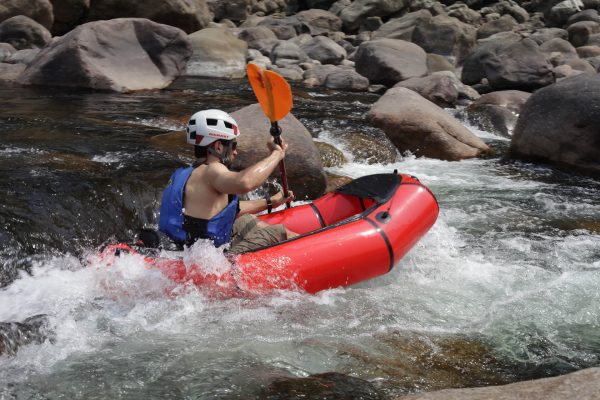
[0,314,53,356]
[465,90,531,137]
[315,141,347,167]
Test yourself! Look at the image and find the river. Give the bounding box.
[0,78,599,399]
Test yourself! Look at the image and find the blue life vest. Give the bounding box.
[158,166,239,247]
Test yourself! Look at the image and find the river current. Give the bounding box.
[0,78,599,399]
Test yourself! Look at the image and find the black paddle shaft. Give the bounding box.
[270,122,291,208]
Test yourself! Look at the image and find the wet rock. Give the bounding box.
[355,39,428,87]
[394,367,600,400]
[261,372,385,400]
[394,74,459,108]
[412,14,477,65]
[462,38,555,91]
[465,90,531,137]
[86,0,212,34]
[18,19,192,92]
[0,62,25,81]
[50,0,90,35]
[185,28,247,78]
[372,9,433,41]
[367,87,491,160]
[325,172,353,193]
[510,73,600,178]
[302,64,339,85]
[231,103,326,199]
[343,131,398,164]
[0,315,53,356]
[0,0,54,30]
[300,35,347,65]
[315,141,347,167]
[337,0,410,32]
[324,67,369,91]
[0,15,52,50]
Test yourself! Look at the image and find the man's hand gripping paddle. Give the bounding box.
[247,63,293,208]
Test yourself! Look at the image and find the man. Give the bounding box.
[159,109,296,254]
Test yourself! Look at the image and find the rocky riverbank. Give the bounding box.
[1,0,599,177]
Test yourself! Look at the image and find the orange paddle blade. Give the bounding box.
[247,63,293,122]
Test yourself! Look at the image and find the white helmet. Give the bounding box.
[186,109,240,147]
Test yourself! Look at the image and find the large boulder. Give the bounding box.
[231,104,326,200]
[367,87,492,161]
[396,367,600,400]
[393,74,459,108]
[85,0,212,34]
[461,37,555,91]
[270,40,309,67]
[324,67,370,91]
[0,15,51,50]
[184,28,247,78]
[465,90,531,137]
[237,26,279,55]
[337,0,409,32]
[295,9,342,35]
[206,0,248,23]
[510,74,600,178]
[372,9,432,41]
[299,35,347,65]
[49,0,90,35]
[18,18,192,92]
[411,14,477,65]
[354,39,427,86]
[0,0,53,30]
[0,62,26,81]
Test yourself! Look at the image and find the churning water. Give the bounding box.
[0,78,599,399]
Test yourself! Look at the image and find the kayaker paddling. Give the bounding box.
[159,109,296,253]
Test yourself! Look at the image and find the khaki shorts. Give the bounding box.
[228,214,287,254]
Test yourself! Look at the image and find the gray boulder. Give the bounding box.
[477,14,518,40]
[337,0,409,32]
[0,0,53,30]
[207,0,248,23]
[0,15,51,50]
[510,73,600,178]
[296,9,342,35]
[0,62,26,81]
[447,3,482,25]
[18,19,192,92]
[49,0,90,35]
[549,0,584,27]
[184,28,247,78]
[300,35,347,65]
[5,48,40,65]
[302,64,339,86]
[355,39,427,86]
[324,67,369,91]
[0,315,53,357]
[412,14,477,66]
[270,40,310,66]
[577,45,600,57]
[540,37,579,66]
[367,87,492,161]
[372,9,432,41]
[567,21,600,47]
[567,8,600,26]
[85,0,212,34]
[238,26,279,55]
[465,90,531,137]
[462,38,555,91]
[231,103,326,200]
[528,27,569,45]
[0,43,16,62]
[394,74,459,108]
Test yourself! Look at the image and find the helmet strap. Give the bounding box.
[207,141,234,167]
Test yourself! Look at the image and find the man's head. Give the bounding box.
[187,110,240,164]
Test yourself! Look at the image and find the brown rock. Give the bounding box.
[367,87,491,161]
[315,141,347,167]
[231,103,326,200]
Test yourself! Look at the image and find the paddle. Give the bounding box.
[247,63,293,208]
